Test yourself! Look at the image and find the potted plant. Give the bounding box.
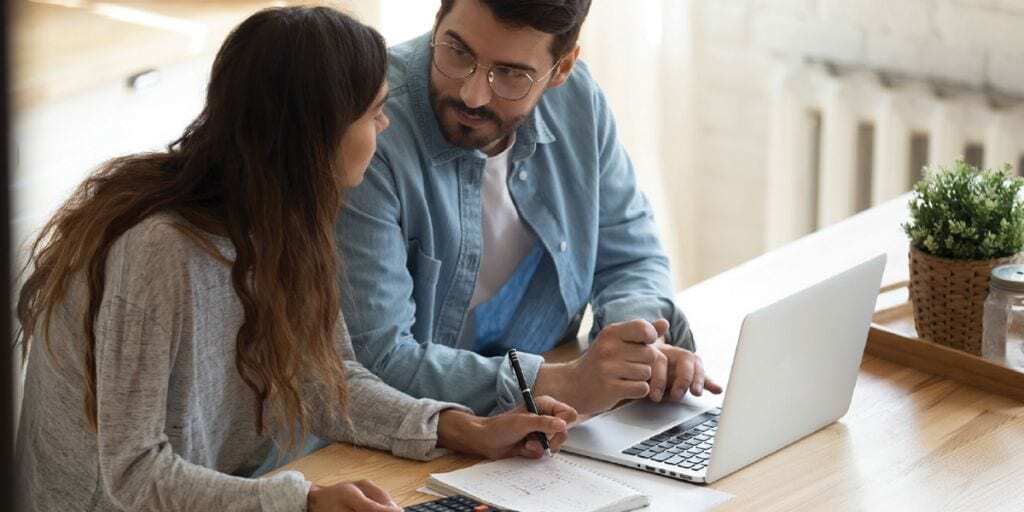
[902,160,1024,355]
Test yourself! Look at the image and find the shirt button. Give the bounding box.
[559,241,568,252]
[518,170,528,181]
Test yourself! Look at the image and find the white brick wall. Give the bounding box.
[864,34,987,85]
[935,2,1024,51]
[991,50,1024,93]
[688,0,1024,279]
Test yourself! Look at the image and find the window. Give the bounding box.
[909,132,929,182]
[964,142,984,169]
[855,121,874,212]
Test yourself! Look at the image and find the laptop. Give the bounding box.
[562,254,887,484]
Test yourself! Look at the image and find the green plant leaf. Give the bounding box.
[902,161,1024,260]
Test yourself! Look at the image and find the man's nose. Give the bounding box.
[460,68,493,109]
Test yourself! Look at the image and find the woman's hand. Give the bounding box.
[307,480,401,512]
[438,396,579,459]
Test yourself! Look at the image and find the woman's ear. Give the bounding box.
[547,45,581,90]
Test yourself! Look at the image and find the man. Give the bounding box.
[339,0,721,417]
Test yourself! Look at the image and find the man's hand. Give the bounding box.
[649,343,723,402]
[535,319,669,415]
[436,396,577,459]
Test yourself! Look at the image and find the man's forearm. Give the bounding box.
[532,362,581,411]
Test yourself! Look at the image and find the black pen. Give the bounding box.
[507,349,553,457]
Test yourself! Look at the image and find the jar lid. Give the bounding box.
[991,265,1024,293]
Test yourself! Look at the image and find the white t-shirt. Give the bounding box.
[462,138,537,343]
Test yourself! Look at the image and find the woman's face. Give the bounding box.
[338,82,390,187]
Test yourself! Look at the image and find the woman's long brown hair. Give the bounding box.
[15,6,388,447]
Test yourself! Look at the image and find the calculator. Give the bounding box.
[403,495,509,511]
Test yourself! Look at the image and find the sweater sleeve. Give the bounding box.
[307,315,473,461]
[94,222,309,512]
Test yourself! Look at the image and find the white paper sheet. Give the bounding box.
[418,455,733,511]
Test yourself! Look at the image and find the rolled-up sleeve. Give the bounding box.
[587,86,696,352]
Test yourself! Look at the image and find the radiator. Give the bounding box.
[764,62,1024,249]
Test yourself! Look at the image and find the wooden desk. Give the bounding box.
[279,196,1024,510]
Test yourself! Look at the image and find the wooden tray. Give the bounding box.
[867,281,1024,402]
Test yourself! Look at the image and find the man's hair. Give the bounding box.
[438,0,592,60]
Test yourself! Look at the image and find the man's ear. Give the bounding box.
[546,45,581,90]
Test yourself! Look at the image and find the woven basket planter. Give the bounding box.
[908,247,1024,355]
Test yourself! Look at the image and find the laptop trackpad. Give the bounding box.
[608,400,706,430]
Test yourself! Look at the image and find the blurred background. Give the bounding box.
[9,0,1024,426]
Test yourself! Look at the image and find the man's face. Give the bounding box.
[429,0,566,153]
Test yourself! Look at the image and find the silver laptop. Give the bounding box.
[563,254,886,484]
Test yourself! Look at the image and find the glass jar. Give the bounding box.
[981,264,1024,369]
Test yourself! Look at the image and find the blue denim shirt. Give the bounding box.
[339,34,695,415]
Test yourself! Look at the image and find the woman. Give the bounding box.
[15,7,575,512]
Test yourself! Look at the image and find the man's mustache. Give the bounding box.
[440,96,500,124]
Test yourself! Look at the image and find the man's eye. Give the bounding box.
[493,67,527,79]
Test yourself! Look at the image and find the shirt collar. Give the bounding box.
[405,33,557,166]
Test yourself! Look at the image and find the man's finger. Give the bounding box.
[652,318,670,338]
[690,357,707,397]
[671,355,696,401]
[613,362,653,381]
[648,350,668,402]
[621,343,661,365]
[602,319,659,344]
[704,377,724,394]
[618,380,650,399]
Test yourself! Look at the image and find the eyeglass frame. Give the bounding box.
[429,39,564,101]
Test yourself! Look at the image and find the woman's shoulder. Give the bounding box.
[108,213,233,278]
[114,213,196,254]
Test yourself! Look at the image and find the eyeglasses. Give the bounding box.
[430,40,562,101]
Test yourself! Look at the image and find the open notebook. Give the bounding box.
[426,455,650,512]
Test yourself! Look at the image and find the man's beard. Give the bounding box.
[429,81,529,151]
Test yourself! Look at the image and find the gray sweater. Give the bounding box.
[17,214,465,511]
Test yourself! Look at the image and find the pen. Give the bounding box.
[507,349,553,457]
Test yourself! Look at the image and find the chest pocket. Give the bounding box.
[406,239,442,342]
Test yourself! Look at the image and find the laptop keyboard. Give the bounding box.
[621,408,720,473]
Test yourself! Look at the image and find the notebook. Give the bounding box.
[425,455,650,512]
